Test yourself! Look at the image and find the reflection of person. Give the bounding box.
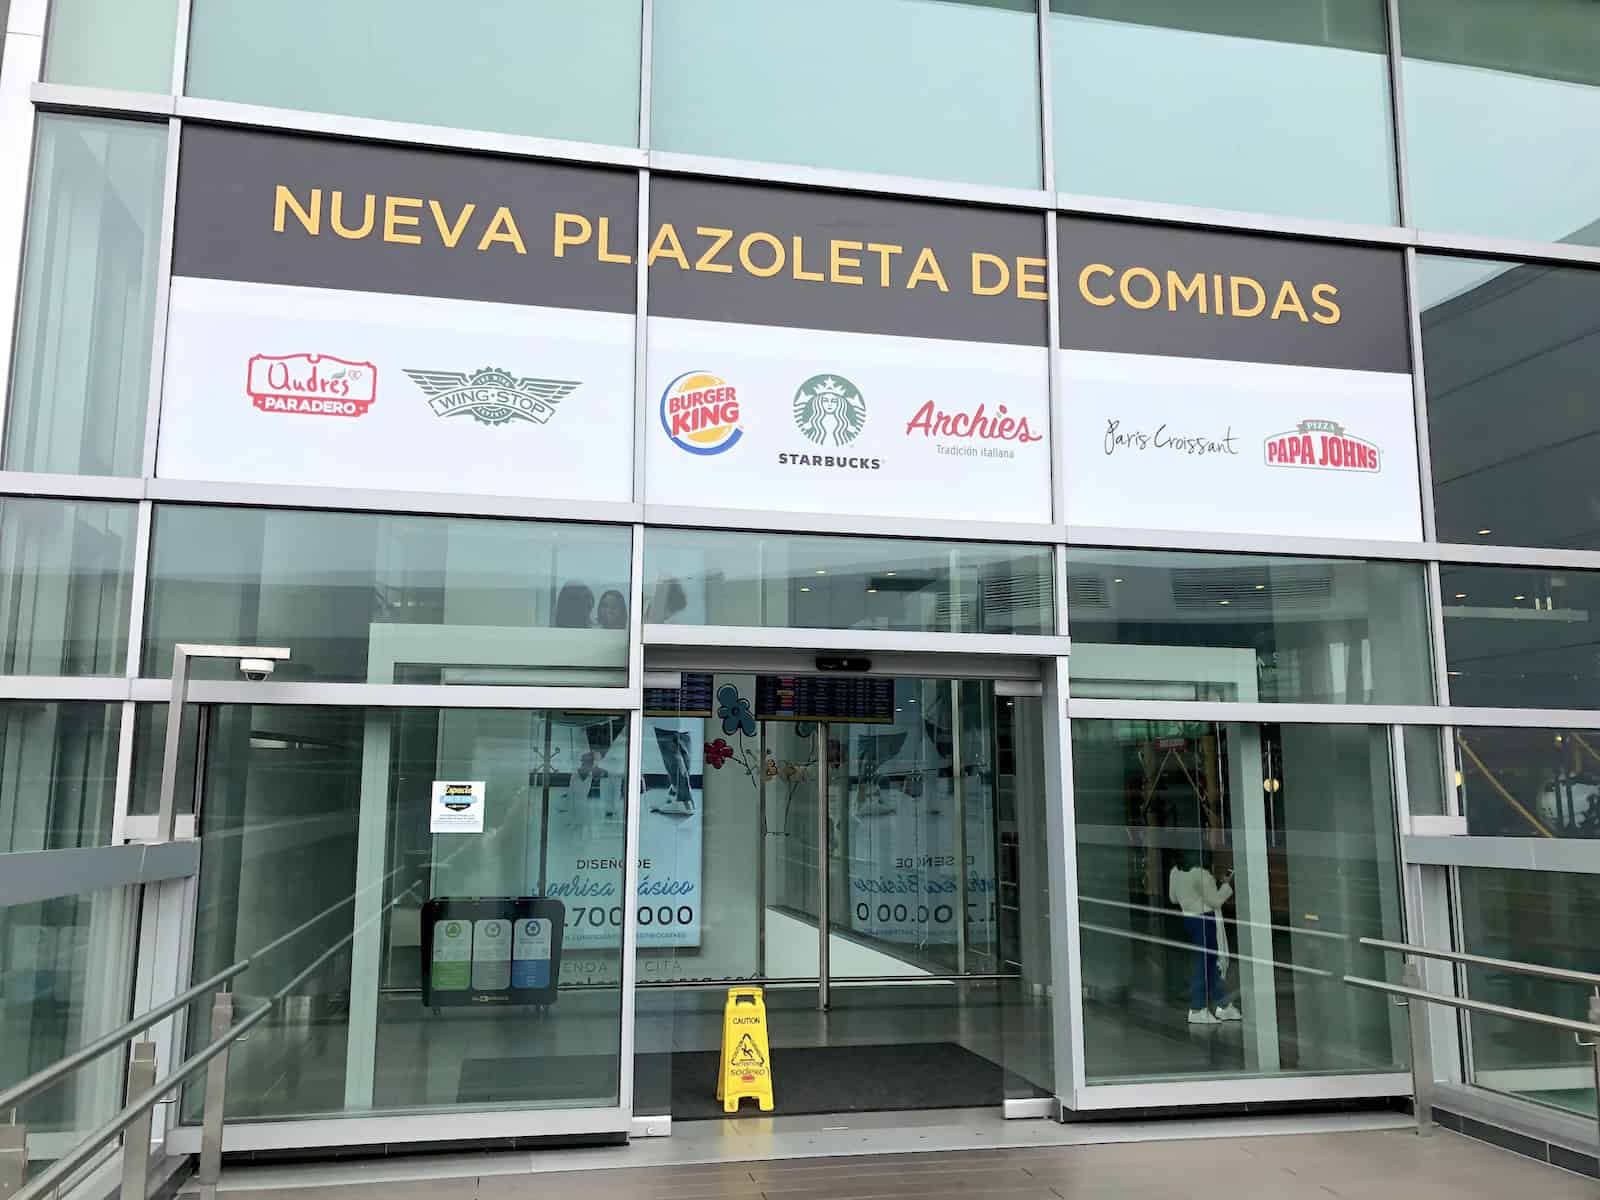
[651,726,695,817]
[1169,857,1240,1025]
[554,583,594,628]
[644,576,687,624]
[597,589,628,630]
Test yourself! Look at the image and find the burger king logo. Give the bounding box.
[661,371,742,455]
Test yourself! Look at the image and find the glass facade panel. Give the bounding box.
[43,0,177,93]
[1420,256,1600,551]
[144,506,631,684]
[1400,0,1600,246]
[1402,726,1448,818]
[1441,564,1600,710]
[0,498,136,676]
[1459,866,1599,1119]
[636,673,1052,1117]
[184,705,627,1120]
[651,0,1042,188]
[1072,719,1405,1082]
[643,530,1054,635]
[185,0,641,147]
[0,887,139,1173]
[1051,1,1397,224]
[0,702,120,851]
[1066,549,1433,704]
[1454,727,1600,839]
[3,116,167,477]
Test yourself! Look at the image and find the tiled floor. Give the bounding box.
[195,1112,1597,1200]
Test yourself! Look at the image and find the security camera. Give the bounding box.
[238,658,276,682]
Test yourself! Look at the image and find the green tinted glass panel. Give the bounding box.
[652,0,1042,188]
[1073,719,1405,1082]
[1400,0,1600,245]
[1441,564,1600,710]
[44,0,177,92]
[186,0,641,146]
[0,702,120,851]
[1419,255,1600,550]
[144,505,631,685]
[1066,549,1433,704]
[4,117,167,476]
[643,529,1054,635]
[0,498,136,676]
[1051,0,1397,223]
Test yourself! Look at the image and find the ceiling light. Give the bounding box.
[885,571,897,577]
[1477,529,1492,536]
[1219,599,1231,606]
[1113,578,1123,584]
[800,586,811,593]
[866,587,877,594]
[1513,594,1525,601]
[1454,592,1467,599]
[815,569,827,575]
[1254,584,1265,591]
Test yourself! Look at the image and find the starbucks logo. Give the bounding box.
[793,375,866,447]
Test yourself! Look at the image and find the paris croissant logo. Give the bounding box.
[405,367,580,427]
[793,374,866,447]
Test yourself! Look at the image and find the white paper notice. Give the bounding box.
[429,780,486,834]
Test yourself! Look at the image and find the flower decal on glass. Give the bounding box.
[717,685,757,737]
[705,738,734,769]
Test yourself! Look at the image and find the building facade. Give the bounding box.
[1,0,1597,1161]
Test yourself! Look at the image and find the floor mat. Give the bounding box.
[460,1042,1046,1118]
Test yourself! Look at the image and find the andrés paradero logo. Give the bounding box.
[793,375,865,447]
[247,353,376,417]
[1265,419,1381,473]
[661,371,742,454]
[405,368,579,427]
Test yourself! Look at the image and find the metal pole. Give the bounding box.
[156,648,192,843]
[757,720,767,980]
[119,1044,158,1200]
[1401,961,1434,1136]
[0,1115,24,1200]
[817,721,830,1012]
[1588,992,1600,1154]
[196,993,234,1186]
[951,681,968,977]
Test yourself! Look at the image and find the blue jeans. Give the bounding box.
[1183,914,1229,1011]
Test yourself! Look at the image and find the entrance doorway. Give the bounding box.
[632,670,1054,1119]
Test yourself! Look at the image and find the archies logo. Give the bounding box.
[1264,419,1381,473]
[904,401,1043,444]
[247,353,376,417]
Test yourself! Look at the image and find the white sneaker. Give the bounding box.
[1188,1008,1220,1025]
[1214,1004,1243,1022]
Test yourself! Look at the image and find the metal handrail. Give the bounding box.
[1355,941,1600,1146]
[0,962,250,1118]
[12,1003,271,1200]
[1360,938,1600,990]
[1344,976,1600,1039]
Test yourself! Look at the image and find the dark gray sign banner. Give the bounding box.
[173,126,638,315]
[648,176,1049,348]
[1057,215,1410,373]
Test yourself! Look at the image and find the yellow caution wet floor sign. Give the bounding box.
[716,986,774,1113]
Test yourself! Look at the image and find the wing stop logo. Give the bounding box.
[247,353,376,417]
[440,784,478,813]
[405,367,579,427]
[1265,419,1381,473]
[662,371,743,455]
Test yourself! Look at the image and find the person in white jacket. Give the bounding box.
[1169,858,1242,1025]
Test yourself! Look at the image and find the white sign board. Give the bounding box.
[1062,349,1423,541]
[644,317,1053,524]
[157,277,635,502]
[429,780,485,834]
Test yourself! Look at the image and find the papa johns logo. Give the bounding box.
[247,353,376,417]
[1264,418,1381,473]
[793,375,866,446]
[661,371,742,454]
[405,368,579,427]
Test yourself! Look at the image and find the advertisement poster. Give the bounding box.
[156,126,637,501]
[643,177,1053,524]
[1058,216,1422,541]
[540,717,704,950]
[429,780,485,834]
